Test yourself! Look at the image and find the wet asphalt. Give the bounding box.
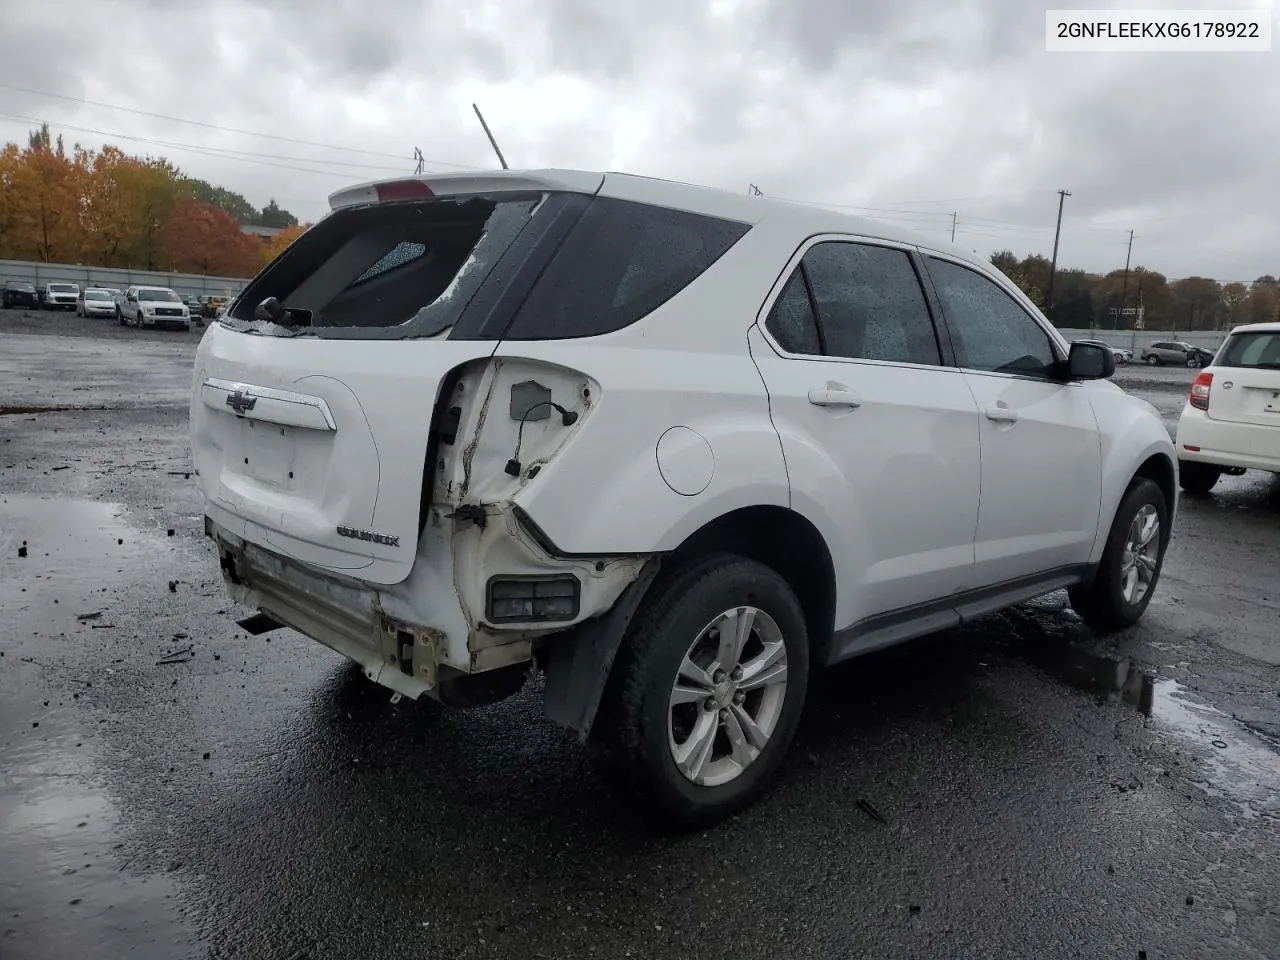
[2,310,1279,960]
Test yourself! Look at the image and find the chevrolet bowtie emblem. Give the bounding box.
[225,390,257,415]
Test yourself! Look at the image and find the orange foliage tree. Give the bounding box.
[162,199,260,276]
[0,124,303,277]
[259,223,308,268]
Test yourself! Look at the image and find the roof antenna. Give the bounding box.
[472,103,509,170]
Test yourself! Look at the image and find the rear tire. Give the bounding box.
[1145,355,1159,366]
[1179,460,1221,495]
[1069,478,1168,633]
[597,553,810,829]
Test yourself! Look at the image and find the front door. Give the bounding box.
[922,254,1103,588]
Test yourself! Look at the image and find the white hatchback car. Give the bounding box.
[190,170,1176,825]
[1175,322,1280,493]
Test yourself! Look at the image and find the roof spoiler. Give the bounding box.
[328,170,605,210]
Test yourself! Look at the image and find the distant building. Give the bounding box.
[240,224,284,240]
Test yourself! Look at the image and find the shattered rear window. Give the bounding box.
[222,195,539,340]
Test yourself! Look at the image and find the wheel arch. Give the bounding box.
[542,504,837,741]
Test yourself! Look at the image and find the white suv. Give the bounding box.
[1175,322,1280,493]
[190,170,1177,825]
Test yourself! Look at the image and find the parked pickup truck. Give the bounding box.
[40,282,80,311]
[116,285,192,331]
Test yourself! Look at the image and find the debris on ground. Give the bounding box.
[156,644,195,666]
[168,580,179,592]
[856,799,888,825]
[17,541,27,558]
[76,611,103,622]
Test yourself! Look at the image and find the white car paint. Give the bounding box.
[189,167,1176,710]
[1176,322,1280,475]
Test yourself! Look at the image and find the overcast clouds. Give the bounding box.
[1,0,1277,281]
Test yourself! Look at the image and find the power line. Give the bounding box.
[0,112,384,180]
[0,81,476,170]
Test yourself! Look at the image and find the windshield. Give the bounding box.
[49,283,78,293]
[10,283,35,292]
[138,289,180,302]
[1217,331,1280,369]
[85,290,112,301]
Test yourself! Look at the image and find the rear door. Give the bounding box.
[1206,329,1280,431]
[190,177,602,585]
[748,237,981,623]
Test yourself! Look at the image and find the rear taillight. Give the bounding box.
[1189,371,1212,411]
[374,180,434,202]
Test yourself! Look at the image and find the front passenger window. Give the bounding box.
[926,257,1059,379]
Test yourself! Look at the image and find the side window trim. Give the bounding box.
[755,233,956,370]
[795,262,827,356]
[920,250,1069,381]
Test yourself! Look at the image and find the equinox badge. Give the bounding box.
[337,525,400,547]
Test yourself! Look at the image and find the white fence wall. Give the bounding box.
[1058,328,1227,352]
[0,258,249,301]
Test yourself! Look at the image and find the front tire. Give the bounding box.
[598,554,810,828]
[1179,460,1221,495]
[1069,478,1168,632]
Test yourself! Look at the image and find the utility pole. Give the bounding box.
[471,103,508,170]
[1117,229,1134,329]
[413,147,424,175]
[748,184,762,196]
[950,212,957,243]
[1045,189,1071,314]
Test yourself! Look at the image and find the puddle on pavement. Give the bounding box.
[0,496,199,956]
[0,495,161,638]
[1025,642,1280,820]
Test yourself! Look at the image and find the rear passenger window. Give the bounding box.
[765,270,822,355]
[799,242,941,366]
[503,197,750,340]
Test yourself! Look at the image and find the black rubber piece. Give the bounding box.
[596,552,810,829]
[1068,478,1169,632]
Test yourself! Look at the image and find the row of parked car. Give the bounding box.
[1087,340,1218,368]
[1,280,231,330]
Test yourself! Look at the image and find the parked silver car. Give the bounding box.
[1140,341,1212,367]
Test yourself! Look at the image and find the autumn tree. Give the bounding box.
[259,223,307,267]
[160,199,260,276]
[7,124,85,262]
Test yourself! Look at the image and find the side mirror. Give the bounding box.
[254,297,286,322]
[1067,341,1115,381]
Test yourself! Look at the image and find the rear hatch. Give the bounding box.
[1207,329,1280,427]
[190,172,603,585]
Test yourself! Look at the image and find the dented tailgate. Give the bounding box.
[192,324,496,584]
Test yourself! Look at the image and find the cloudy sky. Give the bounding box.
[2,0,1277,282]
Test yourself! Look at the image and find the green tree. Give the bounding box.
[184,178,259,223]
[257,198,298,228]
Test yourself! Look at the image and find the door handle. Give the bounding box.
[985,406,1019,423]
[808,387,862,408]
